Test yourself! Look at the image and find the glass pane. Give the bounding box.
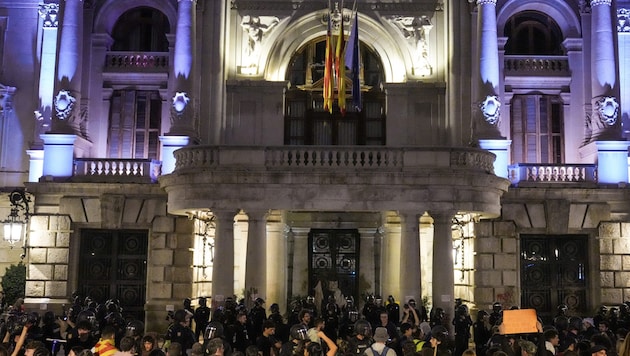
[313,120,332,145]
[338,121,357,145]
[135,132,145,158]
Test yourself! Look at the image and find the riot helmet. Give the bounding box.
[354,319,372,337]
[204,321,224,340]
[290,324,308,340]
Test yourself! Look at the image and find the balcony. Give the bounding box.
[508,163,598,187]
[504,55,570,76]
[160,145,511,217]
[73,158,161,183]
[104,52,169,73]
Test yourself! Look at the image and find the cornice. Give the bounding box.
[231,1,443,13]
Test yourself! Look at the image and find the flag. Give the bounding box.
[335,8,346,115]
[323,10,334,113]
[345,11,361,112]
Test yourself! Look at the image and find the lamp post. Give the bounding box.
[2,189,31,259]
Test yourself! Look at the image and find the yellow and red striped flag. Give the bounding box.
[335,5,346,115]
[323,7,334,113]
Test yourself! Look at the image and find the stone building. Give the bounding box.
[0,0,630,333]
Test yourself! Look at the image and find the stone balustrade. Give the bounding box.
[74,158,161,183]
[104,52,169,71]
[508,163,597,186]
[504,55,570,75]
[173,145,496,173]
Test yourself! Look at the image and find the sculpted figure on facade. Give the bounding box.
[240,15,279,74]
[389,16,433,76]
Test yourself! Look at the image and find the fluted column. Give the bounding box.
[212,210,236,302]
[244,210,268,299]
[168,0,197,138]
[399,212,421,302]
[474,0,503,141]
[431,212,455,336]
[51,0,83,134]
[590,0,622,140]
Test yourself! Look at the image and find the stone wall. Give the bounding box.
[474,220,519,311]
[599,222,630,304]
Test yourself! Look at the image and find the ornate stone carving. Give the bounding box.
[240,15,280,75]
[39,3,59,28]
[590,0,612,6]
[618,8,630,32]
[476,0,497,5]
[389,16,433,76]
[595,96,619,126]
[479,95,501,125]
[172,92,190,114]
[579,0,591,13]
[54,89,76,120]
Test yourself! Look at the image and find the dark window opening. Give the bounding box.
[504,11,564,55]
[285,38,386,145]
[111,7,170,52]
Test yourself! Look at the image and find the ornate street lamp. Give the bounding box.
[2,189,30,247]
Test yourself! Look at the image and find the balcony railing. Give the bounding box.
[104,52,169,72]
[74,158,161,183]
[508,163,597,186]
[173,145,496,173]
[504,55,570,76]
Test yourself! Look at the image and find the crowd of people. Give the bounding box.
[0,293,630,356]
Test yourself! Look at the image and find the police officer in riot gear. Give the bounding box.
[279,324,308,356]
[385,296,400,326]
[204,321,233,356]
[347,320,373,355]
[194,297,211,341]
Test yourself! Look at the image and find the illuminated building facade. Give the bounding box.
[1,0,630,331]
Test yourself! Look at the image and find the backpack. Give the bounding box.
[369,346,391,356]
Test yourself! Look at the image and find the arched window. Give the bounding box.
[504,11,563,55]
[111,7,170,52]
[284,38,386,145]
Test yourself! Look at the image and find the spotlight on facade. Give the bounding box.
[2,189,30,247]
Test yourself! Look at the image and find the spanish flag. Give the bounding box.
[335,5,346,115]
[323,8,334,113]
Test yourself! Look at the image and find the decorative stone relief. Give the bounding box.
[172,92,190,114]
[595,96,619,126]
[479,95,501,125]
[389,16,433,76]
[39,3,59,28]
[54,89,76,120]
[240,15,279,75]
[618,8,630,32]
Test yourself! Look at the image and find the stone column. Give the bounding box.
[399,212,421,302]
[431,212,455,336]
[266,217,287,312]
[212,210,235,303]
[52,0,83,134]
[167,0,197,138]
[474,0,502,140]
[588,0,621,140]
[245,210,268,299]
[35,2,60,147]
